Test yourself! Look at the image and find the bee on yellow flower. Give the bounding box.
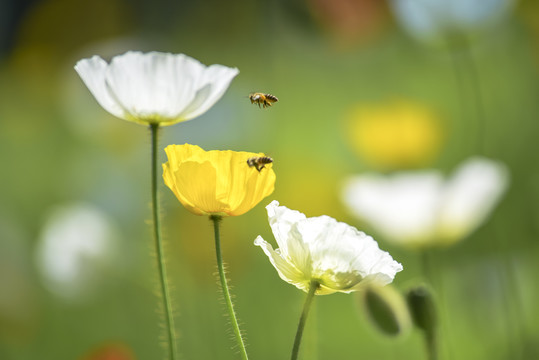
[163,144,276,217]
[247,156,273,172]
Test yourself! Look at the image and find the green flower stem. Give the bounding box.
[210,215,249,360]
[419,250,443,360]
[150,123,177,360]
[291,280,319,360]
[447,33,486,154]
[425,328,438,360]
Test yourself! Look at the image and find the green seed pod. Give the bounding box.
[361,284,411,336]
[406,284,437,335]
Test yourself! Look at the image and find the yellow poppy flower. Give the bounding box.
[163,144,276,216]
[345,100,444,170]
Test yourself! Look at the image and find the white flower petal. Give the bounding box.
[74,55,126,119]
[439,157,509,241]
[104,52,199,120]
[254,236,307,291]
[256,202,402,294]
[75,51,238,125]
[342,172,443,245]
[342,157,509,248]
[295,216,402,287]
[178,64,239,120]
[266,200,307,258]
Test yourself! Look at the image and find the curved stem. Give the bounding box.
[150,123,177,360]
[291,280,319,360]
[211,215,249,360]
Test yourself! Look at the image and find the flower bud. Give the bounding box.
[406,284,437,335]
[361,283,411,336]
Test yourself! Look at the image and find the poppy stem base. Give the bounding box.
[291,280,319,360]
[211,215,249,360]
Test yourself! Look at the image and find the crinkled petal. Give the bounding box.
[258,202,402,295]
[283,223,313,279]
[266,201,307,256]
[74,56,126,119]
[254,236,308,291]
[295,216,402,291]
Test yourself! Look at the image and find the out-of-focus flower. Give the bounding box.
[344,100,444,170]
[80,342,135,360]
[389,0,515,44]
[342,157,509,248]
[75,51,239,126]
[163,144,276,217]
[254,201,402,295]
[306,0,388,46]
[35,203,119,301]
[360,283,412,337]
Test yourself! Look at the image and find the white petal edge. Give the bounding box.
[439,157,509,240]
[294,215,403,288]
[74,56,126,120]
[76,51,239,124]
[254,236,308,292]
[265,200,307,258]
[178,65,240,121]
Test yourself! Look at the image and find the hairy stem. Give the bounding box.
[150,123,177,359]
[211,215,249,360]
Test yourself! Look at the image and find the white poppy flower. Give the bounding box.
[342,157,509,248]
[254,201,403,295]
[75,51,239,126]
[389,0,515,43]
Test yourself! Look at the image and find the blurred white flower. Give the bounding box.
[35,203,119,301]
[389,0,515,43]
[342,157,509,248]
[254,201,402,295]
[75,51,239,126]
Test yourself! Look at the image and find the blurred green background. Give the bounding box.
[1,0,538,359]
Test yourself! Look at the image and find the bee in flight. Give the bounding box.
[247,156,273,172]
[249,93,278,108]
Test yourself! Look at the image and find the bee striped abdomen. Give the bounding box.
[249,93,278,108]
[247,156,274,172]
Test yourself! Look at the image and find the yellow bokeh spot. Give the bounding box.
[345,100,445,170]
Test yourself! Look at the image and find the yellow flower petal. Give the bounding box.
[163,144,276,216]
